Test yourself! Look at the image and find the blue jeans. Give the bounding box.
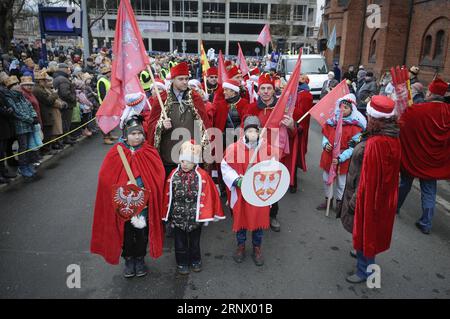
[356,250,375,280]
[236,229,263,247]
[397,172,437,231]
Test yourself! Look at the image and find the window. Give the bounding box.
[420,18,448,68]
[368,29,379,63]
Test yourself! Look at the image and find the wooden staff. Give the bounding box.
[325,183,333,217]
[117,145,137,186]
[147,65,168,120]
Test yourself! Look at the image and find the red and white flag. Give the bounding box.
[257,24,272,47]
[217,50,228,85]
[309,80,350,128]
[96,0,149,134]
[327,105,344,185]
[264,49,302,155]
[237,43,249,75]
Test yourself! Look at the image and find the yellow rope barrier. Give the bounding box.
[0,117,99,162]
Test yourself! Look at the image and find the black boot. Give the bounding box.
[123,257,135,278]
[135,256,148,277]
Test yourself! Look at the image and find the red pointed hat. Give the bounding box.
[224,60,232,68]
[258,73,274,87]
[170,62,190,78]
[366,95,396,119]
[206,67,218,77]
[227,66,242,79]
[250,67,260,76]
[428,77,448,96]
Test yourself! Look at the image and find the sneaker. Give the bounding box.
[191,261,202,273]
[134,256,148,277]
[123,257,136,278]
[232,244,246,263]
[316,198,333,211]
[270,217,281,232]
[415,222,431,235]
[18,166,33,178]
[177,265,190,275]
[252,246,264,266]
[346,274,366,284]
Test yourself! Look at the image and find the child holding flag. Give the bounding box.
[317,94,366,213]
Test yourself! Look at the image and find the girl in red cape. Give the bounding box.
[347,95,401,284]
[90,113,166,278]
[221,116,275,267]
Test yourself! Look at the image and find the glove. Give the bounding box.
[233,177,243,188]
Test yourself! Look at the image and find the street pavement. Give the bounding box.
[0,122,449,299]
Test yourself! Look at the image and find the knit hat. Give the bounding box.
[20,76,34,86]
[366,95,396,119]
[222,79,241,93]
[243,115,261,132]
[179,140,202,164]
[206,67,218,77]
[123,114,145,137]
[328,71,335,77]
[258,73,274,88]
[170,62,190,78]
[428,77,448,96]
[409,66,420,76]
[4,75,20,88]
[125,92,146,109]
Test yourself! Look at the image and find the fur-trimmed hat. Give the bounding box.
[170,62,190,78]
[222,79,241,93]
[258,73,274,88]
[122,114,145,137]
[227,66,242,79]
[366,95,395,119]
[243,115,261,132]
[206,67,218,77]
[179,139,202,164]
[428,77,448,96]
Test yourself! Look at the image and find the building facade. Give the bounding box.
[319,0,449,85]
[90,0,317,56]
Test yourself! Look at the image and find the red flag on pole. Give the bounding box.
[390,65,412,117]
[309,80,350,128]
[237,43,249,75]
[96,0,149,134]
[327,105,344,185]
[263,49,302,155]
[257,24,272,47]
[217,50,228,85]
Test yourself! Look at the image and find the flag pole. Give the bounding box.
[147,65,168,120]
[325,183,333,217]
[297,109,312,124]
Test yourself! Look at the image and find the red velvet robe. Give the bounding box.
[399,102,450,180]
[90,142,166,265]
[211,97,249,132]
[221,139,275,231]
[353,135,401,257]
[293,90,314,171]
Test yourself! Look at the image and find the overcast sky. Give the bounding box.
[316,0,325,26]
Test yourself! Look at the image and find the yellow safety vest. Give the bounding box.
[140,70,151,91]
[160,68,168,79]
[97,77,111,104]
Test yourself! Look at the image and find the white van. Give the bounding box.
[277,54,329,99]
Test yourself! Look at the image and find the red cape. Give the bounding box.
[399,102,450,180]
[293,90,314,171]
[90,141,166,264]
[353,136,401,257]
[223,139,274,232]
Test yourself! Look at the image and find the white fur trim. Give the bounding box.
[131,215,147,229]
[366,101,396,119]
[223,82,240,93]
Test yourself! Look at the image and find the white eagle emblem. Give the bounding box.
[113,186,145,216]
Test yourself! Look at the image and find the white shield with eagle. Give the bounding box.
[242,160,290,207]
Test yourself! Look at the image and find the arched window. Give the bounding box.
[434,30,445,59]
[368,29,379,63]
[420,18,449,67]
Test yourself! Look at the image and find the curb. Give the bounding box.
[0,135,91,192]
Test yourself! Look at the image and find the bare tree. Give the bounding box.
[0,0,27,51]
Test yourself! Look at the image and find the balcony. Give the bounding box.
[91,8,170,17]
[202,11,225,19]
[172,10,198,18]
[229,12,267,20]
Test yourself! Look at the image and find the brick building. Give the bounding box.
[319,0,449,85]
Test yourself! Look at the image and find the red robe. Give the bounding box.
[353,135,401,257]
[292,90,314,171]
[320,123,363,175]
[90,142,166,265]
[211,97,249,132]
[221,139,275,232]
[162,165,225,222]
[399,102,450,180]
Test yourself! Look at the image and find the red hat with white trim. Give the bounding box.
[258,73,274,88]
[366,95,396,119]
[170,62,190,78]
[428,77,448,96]
[222,79,241,93]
